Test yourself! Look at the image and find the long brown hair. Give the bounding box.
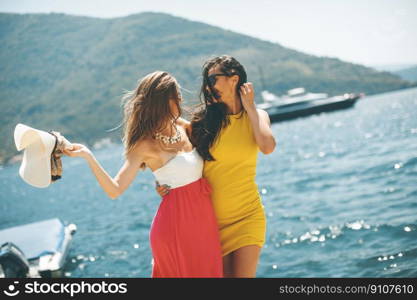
[191,55,247,161]
[121,71,181,158]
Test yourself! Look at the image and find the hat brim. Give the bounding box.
[14,124,56,188]
[19,140,53,188]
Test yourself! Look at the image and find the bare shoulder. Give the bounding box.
[176,117,191,128]
[127,139,155,162]
[176,117,192,136]
[256,108,269,117]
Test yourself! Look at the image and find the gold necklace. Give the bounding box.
[154,126,181,144]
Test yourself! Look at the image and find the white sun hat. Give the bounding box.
[14,123,59,188]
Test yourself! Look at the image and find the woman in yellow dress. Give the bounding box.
[158,55,276,277]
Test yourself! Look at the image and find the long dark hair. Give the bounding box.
[191,55,247,161]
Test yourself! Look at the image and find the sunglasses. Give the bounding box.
[207,72,237,86]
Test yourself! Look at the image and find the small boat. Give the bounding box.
[0,218,77,278]
[257,87,364,123]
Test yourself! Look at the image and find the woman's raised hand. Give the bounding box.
[240,82,256,111]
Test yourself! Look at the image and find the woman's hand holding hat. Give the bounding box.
[62,143,92,160]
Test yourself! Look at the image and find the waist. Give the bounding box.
[209,178,260,208]
[154,170,202,189]
[203,161,257,181]
[210,184,260,204]
[204,169,258,193]
[162,177,212,198]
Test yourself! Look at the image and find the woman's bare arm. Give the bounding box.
[240,83,276,154]
[64,143,145,199]
[87,153,144,199]
[246,108,276,154]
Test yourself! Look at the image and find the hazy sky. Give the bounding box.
[1,0,416,67]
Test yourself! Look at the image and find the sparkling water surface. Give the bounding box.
[1,87,416,277]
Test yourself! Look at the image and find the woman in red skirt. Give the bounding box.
[63,71,223,277]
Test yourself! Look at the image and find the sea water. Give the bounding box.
[1,87,416,277]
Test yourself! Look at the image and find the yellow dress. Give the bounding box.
[203,111,266,256]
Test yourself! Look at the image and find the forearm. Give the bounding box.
[246,108,276,154]
[85,154,120,199]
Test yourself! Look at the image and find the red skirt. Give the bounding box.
[149,177,223,278]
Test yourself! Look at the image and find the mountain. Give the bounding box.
[394,66,417,82]
[0,12,415,165]
[371,63,417,72]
